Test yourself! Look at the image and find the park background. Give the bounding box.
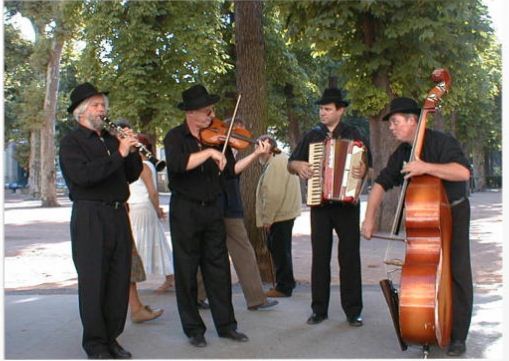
[2,0,506,358]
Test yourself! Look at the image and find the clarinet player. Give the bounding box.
[59,82,142,359]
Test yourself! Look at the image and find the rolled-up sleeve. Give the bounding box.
[164,130,190,174]
[437,133,470,169]
[374,145,408,191]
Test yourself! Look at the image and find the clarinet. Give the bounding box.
[102,117,166,172]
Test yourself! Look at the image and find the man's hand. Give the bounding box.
[351,160,367,179]
[208,148,227,171]
[361,217,376,240]
[118,135,139,157]
[290,160,314,180]
[401,159,429,179]
[254,139,272,156]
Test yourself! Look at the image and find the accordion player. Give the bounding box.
[307,138,367,206]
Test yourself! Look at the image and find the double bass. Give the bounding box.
[379,68,453,357]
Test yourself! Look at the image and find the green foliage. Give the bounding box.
[280,0,501,151]
[4,24,35,144]
[77,0,231,141]
[5,0,500,162]
[264,2,345,143]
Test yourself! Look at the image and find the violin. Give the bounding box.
[200,118,281,154]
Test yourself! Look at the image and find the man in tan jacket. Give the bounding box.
[256,135,302,297]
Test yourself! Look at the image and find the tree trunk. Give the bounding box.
[369,70,403,232]
[369,114,402,232]
[284,83,306,202]
[40,37,64,207]
[28,129,41,199]
[234,0,273,282]
[433,111,445,131]
[449,111,457,137]
[471,146,485,191]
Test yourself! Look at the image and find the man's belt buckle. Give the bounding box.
[108,201,123,210]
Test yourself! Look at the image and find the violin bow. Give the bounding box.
[221,93,242,155]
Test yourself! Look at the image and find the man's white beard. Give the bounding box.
[88,114,104,131]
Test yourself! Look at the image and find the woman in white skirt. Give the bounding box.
[128,134,174,292]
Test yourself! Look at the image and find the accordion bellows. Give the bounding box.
[307,138,367,206]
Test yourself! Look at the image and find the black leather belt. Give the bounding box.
[174,193,216,207]
[75,200,126,210]
[103,201,125,210]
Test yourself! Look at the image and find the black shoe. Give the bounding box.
[189,334,207,347]
[347,315,363,327]
[197,299,210,310]
[219,329,249,342]
[306,313,327,325]
[108,341,132,359]
[447,340,466,356]
[87,351,113,359]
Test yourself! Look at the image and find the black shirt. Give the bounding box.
[59,124,142,202]
[163,121,234,203]
[222,147,244,218]
[289,122,372,166]
[375,128,470,202]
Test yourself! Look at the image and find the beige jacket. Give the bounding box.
[255,152,301,227]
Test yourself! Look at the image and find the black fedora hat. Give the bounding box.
[382,97,421,121]
[315,87,349,107]
[67,82,108,114]
[177,84,220,111]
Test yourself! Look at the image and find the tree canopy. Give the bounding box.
[4,0,501,206]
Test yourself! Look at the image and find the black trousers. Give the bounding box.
[310,202,362,319]
[70,201,132,355]
[169,195,237,337]
[450,199,473,341]
[266,218,296,295]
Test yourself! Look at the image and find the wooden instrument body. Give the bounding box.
[378,69,454,352]
[399,175,453,348]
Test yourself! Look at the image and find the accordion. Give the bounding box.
[307,138,367,206]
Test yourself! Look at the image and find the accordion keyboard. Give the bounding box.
[306,142,325,206]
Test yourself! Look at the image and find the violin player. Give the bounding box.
[163,84,248,347]
[361,97,473,357]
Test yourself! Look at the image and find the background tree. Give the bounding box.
[4,23,35,175]
[281,0,501,231]
[233,0,273,281]
[76,0,229,147]
[5,1,83,205]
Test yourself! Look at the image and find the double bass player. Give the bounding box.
[361,96,473,357]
